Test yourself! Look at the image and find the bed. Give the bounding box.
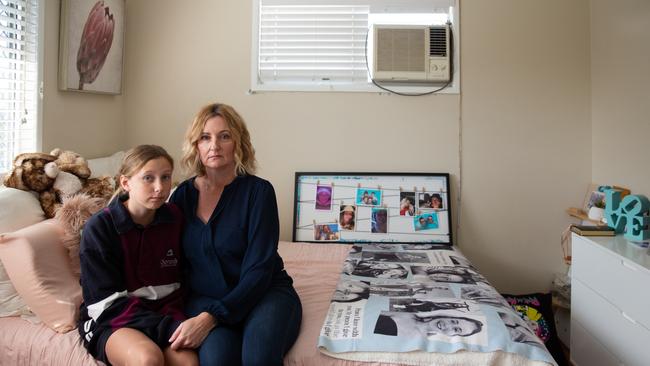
[0,240,553,366]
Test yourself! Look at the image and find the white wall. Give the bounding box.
[122,0,461,243]
[42,0,126,158]
[118,0,592,293]
[591,0,650,195]
[458,0,591,292]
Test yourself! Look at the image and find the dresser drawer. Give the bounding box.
[572,235,650,330]
[572,279,650,366]
[570,318,620,366]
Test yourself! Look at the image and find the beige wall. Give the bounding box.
[119,0,592,293]
[39,0,600,293]
[459,0,591,292]
[122,1,461,245]
[591,0,650,195]
[42,0,125,158]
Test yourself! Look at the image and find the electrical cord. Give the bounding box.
[364,23,454,96]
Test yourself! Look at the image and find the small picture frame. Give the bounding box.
[418,192,445,210]
[339,205,356,231]
[371,207,388,234]
[315,185,333,211]
[59,0,125,94]
[356,188,382,206]
[413,212,439,231]
[399,192,416,216]
[313,223,340,241]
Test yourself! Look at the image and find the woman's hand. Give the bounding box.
[169,312,217,350]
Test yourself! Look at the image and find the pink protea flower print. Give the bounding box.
[76,1,115,90]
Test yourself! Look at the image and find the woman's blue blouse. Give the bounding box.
[170,175,292,324]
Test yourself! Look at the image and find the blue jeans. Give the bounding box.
[187,284,302,366]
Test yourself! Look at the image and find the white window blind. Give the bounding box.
[0,0,39,173]
[258,3,370,84]
[252,0,459,92]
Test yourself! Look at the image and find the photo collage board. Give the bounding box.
[293,173,452,244]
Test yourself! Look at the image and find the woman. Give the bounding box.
[168,103,302,365]
[331,280,369,303]
[374,312,483,338]
[78,145,197,366]
[339,205,356,230]
[352,261,408,279]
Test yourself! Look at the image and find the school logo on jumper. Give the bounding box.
[161,249,178,268]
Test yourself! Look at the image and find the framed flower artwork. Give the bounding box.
[58,0,125,94]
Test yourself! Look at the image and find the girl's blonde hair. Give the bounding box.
[111,145,174,201]
[181,103,257,177]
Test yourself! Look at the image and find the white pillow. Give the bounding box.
[0,186,44,318]
[0,187,45,234]
[87,151,125,178]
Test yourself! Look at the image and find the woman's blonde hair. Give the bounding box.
[181,103,257,177]
[112,145,174,201]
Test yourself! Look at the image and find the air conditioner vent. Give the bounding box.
[372,24,451,83]
[429,27,447,57]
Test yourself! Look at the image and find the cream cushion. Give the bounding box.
[87,150,124,178]
[0,220,82,333]
[0,186,45,318]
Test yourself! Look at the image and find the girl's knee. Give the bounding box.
[132,346,164,366]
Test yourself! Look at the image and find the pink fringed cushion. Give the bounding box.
[0,220,82,333]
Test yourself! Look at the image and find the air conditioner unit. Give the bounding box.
[372,24,450,83]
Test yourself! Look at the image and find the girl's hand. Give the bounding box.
[169,312,217,350]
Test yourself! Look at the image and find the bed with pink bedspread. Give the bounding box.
[0,242,551,366]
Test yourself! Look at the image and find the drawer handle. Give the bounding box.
[621,312,638,325]
[621,260,639,271]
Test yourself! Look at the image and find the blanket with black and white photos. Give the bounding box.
[317,244,557,365]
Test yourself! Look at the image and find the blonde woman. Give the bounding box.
[168,103,302,365]
[78,145,197,366]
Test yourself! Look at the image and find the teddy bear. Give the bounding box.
[48,148,115,204]
[3,152,60,217]
[3,150,115,218]
[50,148,91,179]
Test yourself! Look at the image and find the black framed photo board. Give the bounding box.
[292,172,452,245]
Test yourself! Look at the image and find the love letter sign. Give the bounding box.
[605,190,650,241]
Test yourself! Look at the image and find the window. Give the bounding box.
[251,0,459,93]
[0,0,41,173]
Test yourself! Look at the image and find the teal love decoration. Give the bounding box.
[604,190,650,241]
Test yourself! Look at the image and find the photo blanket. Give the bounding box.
[317,244,557,365]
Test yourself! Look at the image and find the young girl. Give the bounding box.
[78,145,198,366]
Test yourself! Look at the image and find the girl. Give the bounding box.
[78,145,198,366]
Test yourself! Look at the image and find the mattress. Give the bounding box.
[0,316,101,366]
[0,241,551,366]
[280,241,554,366]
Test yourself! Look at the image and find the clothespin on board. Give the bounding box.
[317,180,320,186]
[357,183,361,188]
[313,219,317,227]
[413,186,417,193]
[399,186,403,192]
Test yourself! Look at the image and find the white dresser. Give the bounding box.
[570,234,650,366]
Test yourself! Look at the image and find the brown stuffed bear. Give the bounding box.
[3,152,59,217]
[50,148,91,179]
[49,148,115,202]
[4,150,116,218]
